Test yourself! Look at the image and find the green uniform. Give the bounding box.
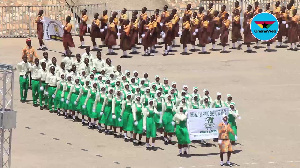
[154,99,163,129]
[162,102,175,133]
[133,104,143,134]
[175,119,191,145]
[146,106,156,138]
[39,81,47,107]
[143,95,151,106]
[48,86,56,111]
[162,85,170,94]
[19,76,29,101]
[63,84,71,110]
[97,93,105,122]
[101,97,113,126]
[212,100,223,108]
[87,89,98,119]
[31,79,39,105]
[112,98,123,127]
[80,87,89,115]
[55,83,64,110]
[70,85,81,111]
[228,110,238,141]
[122,102,134,131]
[192,101,200,109]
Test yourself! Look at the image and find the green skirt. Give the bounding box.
[146,117,156,138]
[112,106,123,127]
[70,93,81,111]
[163,111,175,133]
[87,99,98,119]
[175,124,191,145]
[122,111,134,131]
[100,105,113,125]
[133,114,143,134]
[79,96,88,115]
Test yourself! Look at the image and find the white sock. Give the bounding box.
[220,161,224,165]
[164,137,168,142]
[168,136,172,141]
[160,133,164,137]
[173,40,176,45]
[73,115,75,119]
[247,47,251,50]
[237,41,241,45]
[152,143,155,147]
[256,42,259,46]
[65,112,67,116]
[81,119,84,122]
[202,46,206,52]
[212,44,216,49]
[146,143,150,147]
[75,112,79,117]
[222,47,226,51]
[227,161,231,164]
[98,125,101,129]
[123,51,127,56]
[139,38,142,43]
[93,45,97,49]
[144,50,147,55]
[124,133,127,138]
[89,122,92,126]
[184,47,187,52]
[164,50,168,54]
[151,46,155,51]
[81,41,85,46]
[192,45,195,50]
[293,43,296,49]
[130,133,133,138]
[179,149,182,154]
[169,45,173,51]
[291,44,294,48]
[267,45,270,49]
[111,49,114,53]
[232,43,236,48]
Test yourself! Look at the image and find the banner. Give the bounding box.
[43,17,64,41]
[187,107,229,140]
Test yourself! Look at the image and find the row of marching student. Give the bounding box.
[35,0,300,57]
[17,47,240,162]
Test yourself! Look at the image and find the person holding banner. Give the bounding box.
[79,9,88,48]
[173,106,190,156]
[35,10,47,50]
[218,114,236,167]
[63,16,75,55]
[228,102,239,144]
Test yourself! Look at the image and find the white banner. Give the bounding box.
[43,17,64,41]
[187,107,229,140]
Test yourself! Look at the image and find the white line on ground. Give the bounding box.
[268,162,275,164]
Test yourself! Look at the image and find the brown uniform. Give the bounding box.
[172,13,180,39]
[164,21,173,46]
[243,12,256,43]
[199,20,209,46]
[288,15,299,43]
[130,19,139,47]
[35,15,43,40]
[100,15,109,41]
[63,23,75,50]
[277,12,288,42]
[161,11,170,23]
[190,17,199,42]
[220,19,231,46]
[180,21,191,45]
[105,23,117,47]
[80,15,88,37]
[120,24,131,51]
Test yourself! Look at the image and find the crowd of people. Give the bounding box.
[33,0,300,56]
[18,37,240,165]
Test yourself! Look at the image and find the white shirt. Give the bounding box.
[39,58,51,71]
[39,69,47,81]
[30,64,41,80]
[81,52,94,64]
[93,59,105,72]
[17,61,30,76]
[46,73,58,87]
[62,57,73,70]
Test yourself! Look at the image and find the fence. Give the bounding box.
[0,3,106,38]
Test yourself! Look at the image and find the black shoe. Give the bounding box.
[184,151,187,155]
[88,125,94,129]
[40,107,43,110]
[43,47,48,50]
[181,52,189,55]
[146,146,151,150]
[229,47,237,49]
[129,51,139,54]
[293,48,298,51]
[124,137,129,142]
[152,146,157,151]
[164,140,168,145]
[253,46,259,49]
[82,122,85,126]
[138,140,142,145]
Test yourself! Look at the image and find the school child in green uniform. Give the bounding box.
[86,82,99,129]
[228,102,240,144]
[67,78,82,122]
[76,80,91,125]
[39,62,48,110]
[111,90,123,137]
[101,87,115,134]
[212,92,225,108]
[121,94,134,142]
[94,86,106,132]
[54,74,66,116]
[63,75,73,118]
[46,66,58,113]
[132,96,144,145]
[17,56,30,103]
[143,99,159,150]
[141,87,151,106]
[162,78,170,95]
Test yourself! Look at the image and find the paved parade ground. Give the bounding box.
[1,37,300,168]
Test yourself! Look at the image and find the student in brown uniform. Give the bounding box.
[120,19,132,58]
[119,8,128,29]
[207,3,215,21]
[161,5,170,26]
[190,12,199,52]
[288,9,299,51]
[105,17,118,55]
[100,10,109,47]
[79,9,88,48]
[220,13,231,53]
[162,16,173,56]
[171,9,180,48]
[209,10,220,51]
[276,6,288,48]
[198,15,210,54]
[139,7,148,44]
[129,14,139,54]
[252,2,261,49]
[231,2,242,50]
[35,10,47,50]
[243,5,256,53]
[150,15,159,53]
[142,17,155,56]
[180,15,191,55]
[155,9,163,47]
[264,4,276,52]
[90,13,101,51]
[184,4,193,18]
[62,16,75,55]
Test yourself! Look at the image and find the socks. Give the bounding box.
[124,133,127,138]
[179,148,182,154]
[93,45,97,49]
[152,143,155,147]
[168,136,172,141]
[75,112,79,117]
[164,137,168,142]
[73,115,75,119]
[256,42,259,47]
[146,143,150,147]
[169,45,173,51]
[123,51,127,56]
[172,40,176,46]
[130,133,133,139]
[247,47,251,50]
[212,44,216,49]
[164,50,168,54]
[81,41,85,46]
[232,43,236,48]
[222,47,226,51]
[184,47,187,53]
[267,45,270,50]
[220,161,224,165]
[132,47,137,52]
[202,46,206,52]
[192,45,195,50]
[184,147,188,152]
[237,41,241,46]
[81,119,84,122]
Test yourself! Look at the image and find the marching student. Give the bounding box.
[139,7,148,44]
[39,52,50,70]
[90,13,101,50]
[101,87,115,134]
[86,82,99,129]
[93,51,105,73]
[190,87,200,102]
[243,5,255,53]
[231,8,242,50]
[94,86,106,132]
[77,80,91,125]
[46,66,58,113]
[173,106,191,156]
[218,114,236,167]
[162,78,170,95]
[225,94,233,107]
[62,75,73,118]
[121,94,134,142]
[276,6,288,48]
[190,12,199,52]
[220,13,231,53]
[184,4,193,17]
[67,77,82,122]
[79,9,88,48]
[161,5,170,24]
[162,16,173,56]
[154,90,164,138]
[105,17,118,55]
[288,9,299,51]
[120,19,132,58]
[162,94,176,145]
[30,58,41,107]
[119,8,128,28]
[17,56,31,103]
[111,90,123,137]
[63,16,75,55]
[209,10,220,51]
[35,10,47,50]
[212,92,225,108]
[180,15,191,55]
[53,74,66,116]
[62,50,73,71]
[129,16,139,54]
[143,99,159,150]
[228,102,240,145]
[39,62,48,110]
[171,9,180,47]
[132,96,144,145]
[81,47,94,65]
[198,15,209,53]
[100,10,109,47]
[190,95,201,109]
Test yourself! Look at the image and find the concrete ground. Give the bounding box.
[1,36,300,168]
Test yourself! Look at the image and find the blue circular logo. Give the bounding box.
[250,13,279,41]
